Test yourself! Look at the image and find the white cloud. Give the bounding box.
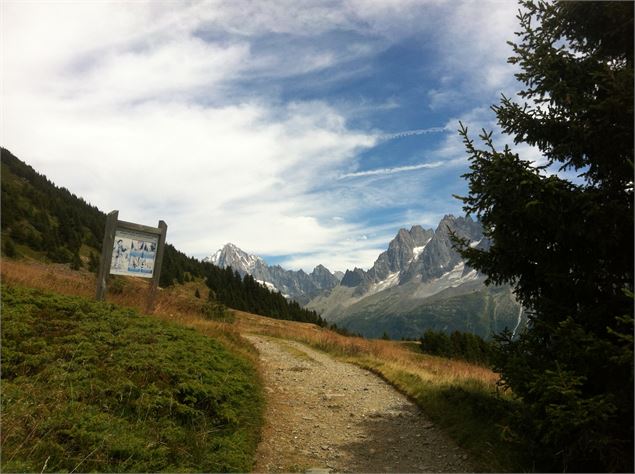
[1,0,525,272]
[379,127,447,140]
[426,89,463,111]
[277,228,401,272]
[2,1,377,265]
[4,94,377,252]
[339,161,445,179]
[67,39,251,105]
[436,1,520,93]
[280,248,385,273]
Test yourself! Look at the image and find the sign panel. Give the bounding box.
[109,229,159,278]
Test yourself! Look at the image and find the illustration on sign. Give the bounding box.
[109,229,158,278]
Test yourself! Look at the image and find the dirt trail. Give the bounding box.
[246,335,475,473]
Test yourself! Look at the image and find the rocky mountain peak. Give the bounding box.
[305,215,520,340]
[395,228,413,243]
[205,243,263,273]
[311,264,330,276]
[435,215,482,238]
[363,224,434,286]
[401,214,483,283]
[310,264,340,290]
[327,215,484,298]
[409,225,433,246]
[341,267,369,288]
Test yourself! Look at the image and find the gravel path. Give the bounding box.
[246,335,475,473]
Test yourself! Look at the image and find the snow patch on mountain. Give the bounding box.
[446,262,479,286]
[411,238,432,262]
[410,261,480,300]
[209,248,223,264]
[368,271,400,296]
[256,279,279,293]
[204,242,264,272]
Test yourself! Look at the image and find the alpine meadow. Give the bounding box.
[1,1,633,473]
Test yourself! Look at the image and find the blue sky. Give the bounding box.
[2,0,537,272]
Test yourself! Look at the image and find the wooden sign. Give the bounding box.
[95,210,167,313]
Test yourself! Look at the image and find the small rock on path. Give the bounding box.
[246,335,475,473]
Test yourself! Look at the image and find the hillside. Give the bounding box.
[1,258,528,472]
[0,146,197,286]
[329,283,522,339]
[0,148,324,326]
[1,284,263,472]
[1,147,105,265]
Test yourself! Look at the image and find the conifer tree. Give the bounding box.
[4,238,17,258]
[88,251,100,273]
[453,1,633,471]
[70,249,82,270]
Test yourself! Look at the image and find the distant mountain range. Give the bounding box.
[203,243,341,305]
[206,215,524,339]
[3,146,524,340]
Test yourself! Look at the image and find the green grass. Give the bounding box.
[1,284,263,473]
[351,358,529,472]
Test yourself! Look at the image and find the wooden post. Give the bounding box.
[95,210,118,301]
[145,220,168,314]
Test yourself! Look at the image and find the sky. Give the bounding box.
[2,0,536,273]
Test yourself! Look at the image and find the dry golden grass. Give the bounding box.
[1,259,94,298]
[233,306,499,387]
[1,258,498,387]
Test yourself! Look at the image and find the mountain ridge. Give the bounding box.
[203,216,522,340]
[204,243,339,305]
[305,215,522,339]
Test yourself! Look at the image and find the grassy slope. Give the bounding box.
[1,285,263,473]
[1,259,528,472]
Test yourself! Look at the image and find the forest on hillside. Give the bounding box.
[0,148,324,326]
[1,148,105,267]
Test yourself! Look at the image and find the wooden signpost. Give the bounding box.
[95,210,167,313]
